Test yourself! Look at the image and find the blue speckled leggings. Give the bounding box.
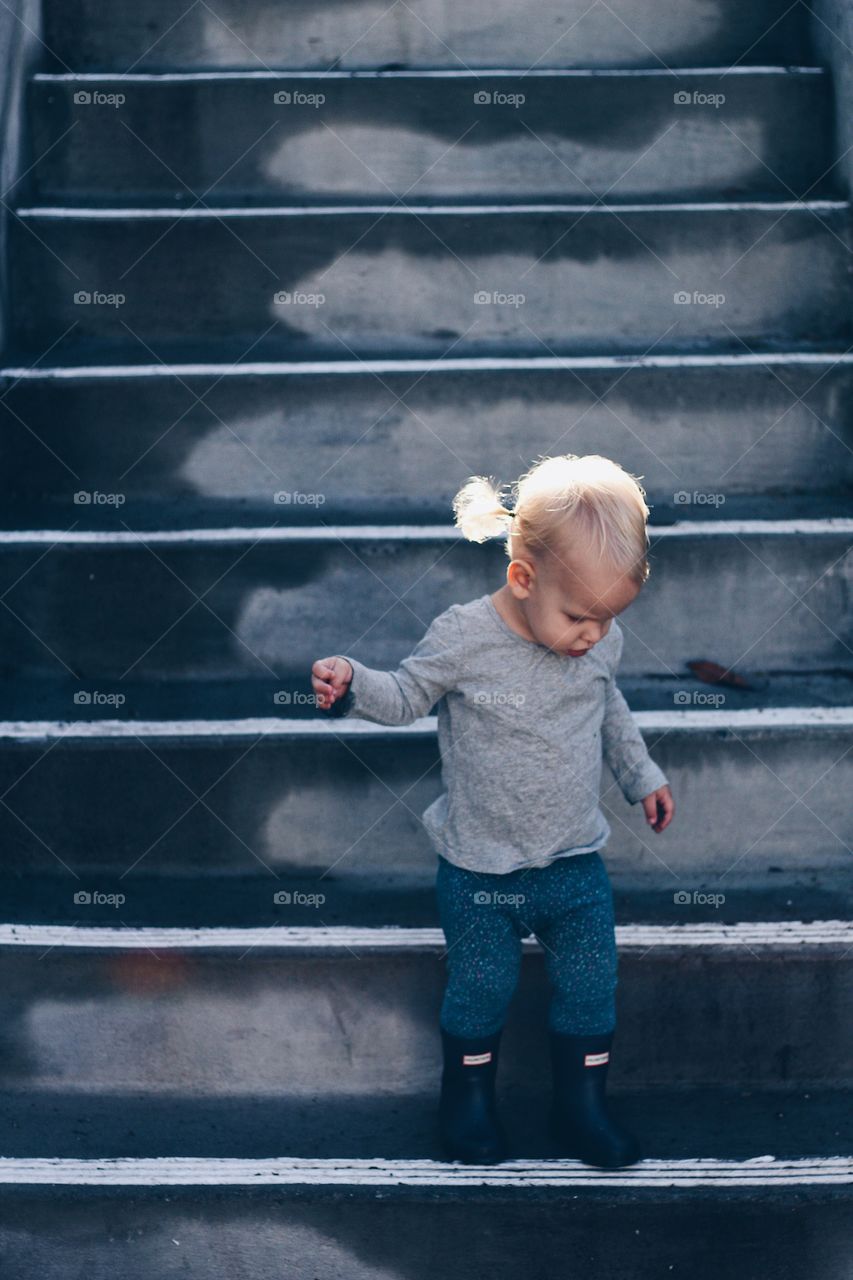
[435,851,618,1037]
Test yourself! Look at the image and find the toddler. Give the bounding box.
[311,454,674,1167]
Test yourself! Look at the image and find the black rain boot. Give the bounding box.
[439,1026,509,1164]
[549,1029,642,1168]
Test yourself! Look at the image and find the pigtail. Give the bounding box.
[451,475,514,543]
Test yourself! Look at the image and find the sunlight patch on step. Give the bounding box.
[259,119,761,200]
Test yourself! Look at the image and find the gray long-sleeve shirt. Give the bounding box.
[329,592,669,874]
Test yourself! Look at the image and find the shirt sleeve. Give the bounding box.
[325,605,464,726]
[601,622,670,804]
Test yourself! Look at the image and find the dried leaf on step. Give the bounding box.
[687,659,754,690]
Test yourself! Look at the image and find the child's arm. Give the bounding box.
[600,622,673,830]
[311,605,463,727]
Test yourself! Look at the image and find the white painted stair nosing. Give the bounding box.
[0,921,849,951]
[0,518,850,546]
[0,705,850,741]
[0,1154,849,1187]
[32,66,829,82]
[14,200,851,218]
[4,352,853,379]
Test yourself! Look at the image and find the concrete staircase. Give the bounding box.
[0,0,851,1274]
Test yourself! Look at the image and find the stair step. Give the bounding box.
[0,705,848,895]
[0,710,848,885]
[9,202,851,362]
[0,521,847,681]
[0,1087,848,1160]
[3,872,851,929]
[1,353,851,529]
[40,0,813,72]
[0,1162,847,1279]
[0,922,849,1092]
[28,68,834,203]
[1,670,851,720]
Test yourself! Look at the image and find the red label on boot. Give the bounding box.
[462,1052,492,1065]
[584,1052,609,1066]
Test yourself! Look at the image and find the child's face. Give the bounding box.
[507,549,640,657]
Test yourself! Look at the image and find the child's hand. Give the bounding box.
[641,784,674,833]
[312,656,353,711]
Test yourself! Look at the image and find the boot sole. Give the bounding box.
[550,1111,642,1169]
[551,1141,644,1169]
[439,1124,510,1165]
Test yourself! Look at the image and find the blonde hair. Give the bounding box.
[451,454,652,586]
